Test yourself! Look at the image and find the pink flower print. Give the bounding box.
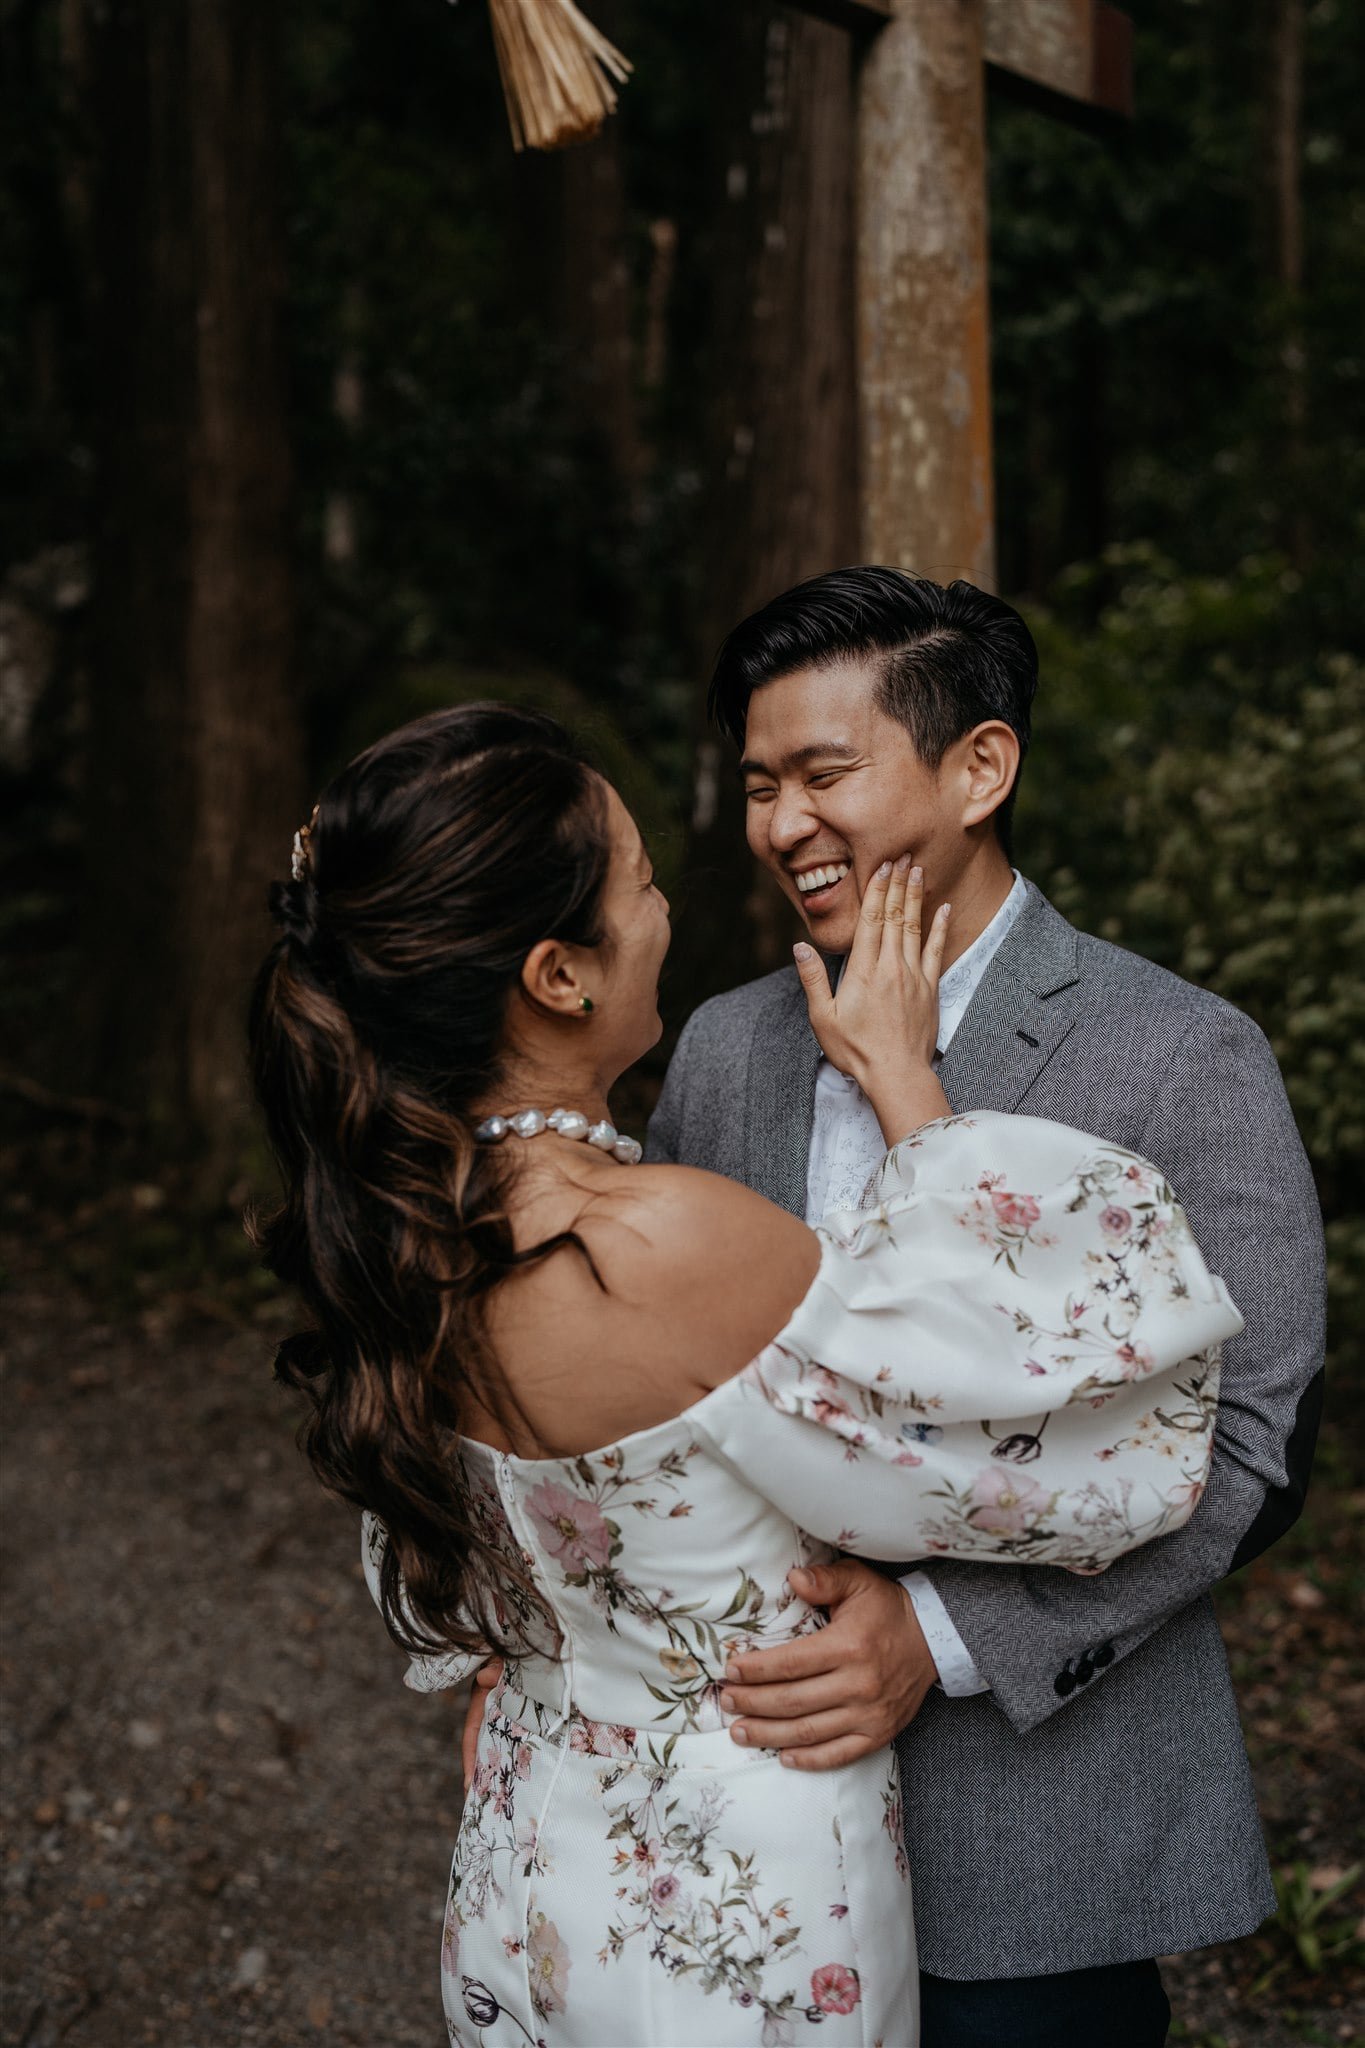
[1100,1205,1132,1238]
[811,1963,862,2015]
[525,1479,612,1572]
[633,1836,662,1869]
[1114,1339,1155,1379]
[965,1464,1051,1537]
[527,1910,571,2018]
[992,1189,1041,1231]
[811,1394,854,1428]
[570,1717,637,1758]
[513,1740,533,1780]
[651,1872,682,1908]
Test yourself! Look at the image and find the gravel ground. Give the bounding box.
[2,1243,1360,2048]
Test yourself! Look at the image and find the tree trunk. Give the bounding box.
[558,1,642,498]
[1258,0,1309,565]
[86,0,301,1190]
[674,5,859,1006]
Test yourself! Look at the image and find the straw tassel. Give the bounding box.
[486,0,632,151]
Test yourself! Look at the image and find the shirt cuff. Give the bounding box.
[901,1571,990,1697]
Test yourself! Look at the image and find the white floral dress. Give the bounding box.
[362,1114,1241,2048]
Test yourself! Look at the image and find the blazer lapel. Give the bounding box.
[746,971,822,1216]
[938,883,1082,1114]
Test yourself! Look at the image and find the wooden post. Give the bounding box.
[856,0,995,584]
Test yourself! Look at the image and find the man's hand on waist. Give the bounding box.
[719,1558,939,1770]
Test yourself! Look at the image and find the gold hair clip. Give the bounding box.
[291,804,320,883]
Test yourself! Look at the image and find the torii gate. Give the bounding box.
[489,0,1130,589]
[782,0,1132,588]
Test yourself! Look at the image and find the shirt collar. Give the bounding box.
[935,870,1027,1047]
[822,870,1026,1063]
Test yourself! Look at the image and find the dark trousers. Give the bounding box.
[919,1959,1170,2047]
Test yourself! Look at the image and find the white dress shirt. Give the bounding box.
[803,871,1028,1696]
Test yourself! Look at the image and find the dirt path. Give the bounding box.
[2,1272,459,2048]
[2,1254,1360,2048]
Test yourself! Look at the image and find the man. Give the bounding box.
[646,567,1325,2046]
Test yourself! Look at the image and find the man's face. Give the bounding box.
[740,661,962,955]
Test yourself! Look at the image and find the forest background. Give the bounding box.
[1,0,1362,2043]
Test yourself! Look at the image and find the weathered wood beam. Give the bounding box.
[785,0,1134,123]
[984,0,1133,120]
[783,0,892,32]
[856,0,995,584]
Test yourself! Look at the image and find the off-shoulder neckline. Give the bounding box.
[455,1113,1090,1473]
[457,1234,845,1471]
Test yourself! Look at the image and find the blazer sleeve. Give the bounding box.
[919,1002,1327,1735]
[644,1009,699,1165]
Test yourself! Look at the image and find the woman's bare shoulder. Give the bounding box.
[485,1161,820,1455]
[584,1162,819,1374]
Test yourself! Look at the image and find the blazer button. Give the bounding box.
[1094,1642,1115,1669]
[1054,1668,1077,1698]
[1075,1655,1095,1686]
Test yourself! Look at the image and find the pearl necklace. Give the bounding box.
[474,1106,643,1166]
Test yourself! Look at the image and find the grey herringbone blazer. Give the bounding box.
[646,882,1326,1979]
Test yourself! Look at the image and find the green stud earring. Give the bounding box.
[579,995,594,1014]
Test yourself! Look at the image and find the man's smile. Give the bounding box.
[788,858,852,907]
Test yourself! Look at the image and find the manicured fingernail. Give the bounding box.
[910,865,923,882]
[725,1661,740,1682]
[779,1752,795,1768]
[895,854,912,873]
[876,859,892,878]
[720,1691,735,1713]
[731,1722,748,1745]
[793,942,813,961]
[940,901,952,918]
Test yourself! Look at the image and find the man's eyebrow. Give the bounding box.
[738,741,862,779]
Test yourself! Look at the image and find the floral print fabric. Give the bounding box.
[362,1113,1242,2045]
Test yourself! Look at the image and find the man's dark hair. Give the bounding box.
[707,566,1040,856]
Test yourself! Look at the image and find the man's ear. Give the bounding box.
[520,938,587,1018]
[959,721,1020,831]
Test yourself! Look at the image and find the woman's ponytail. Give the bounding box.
[248,705,613,1659]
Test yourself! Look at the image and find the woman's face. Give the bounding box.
[594,783,671,1059]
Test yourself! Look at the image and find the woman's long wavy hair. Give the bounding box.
[248,703,613,1661]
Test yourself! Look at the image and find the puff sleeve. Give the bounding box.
[696,1113,1242,1574]
[361,1510,481,1693]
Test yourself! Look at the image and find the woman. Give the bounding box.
[250,704,1238,2048]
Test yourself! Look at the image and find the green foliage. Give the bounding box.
[1019,555,1364,1389]
[1251,1862,1365,1994]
